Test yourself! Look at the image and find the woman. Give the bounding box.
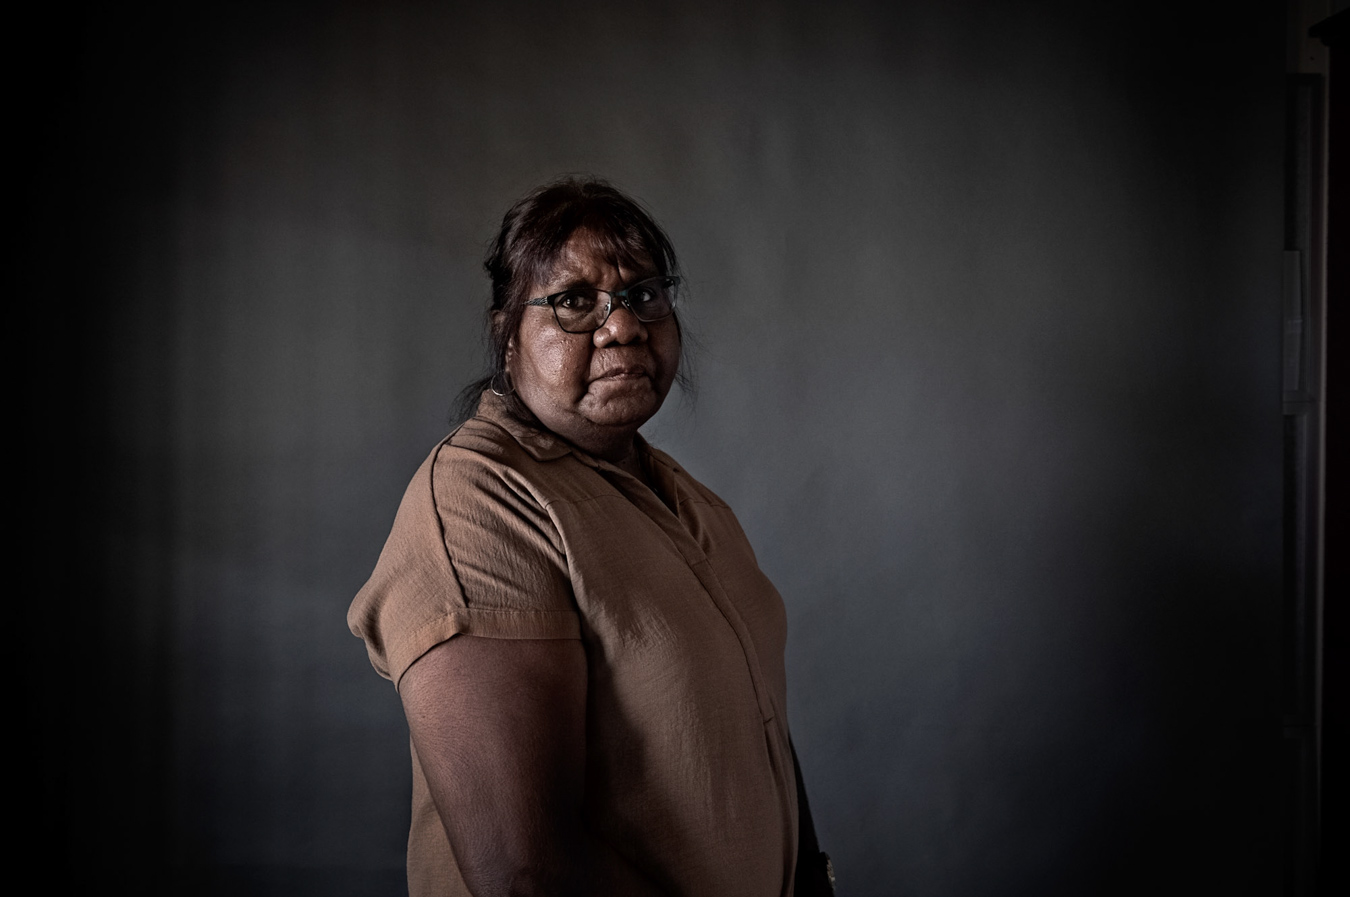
[349,178,832,897]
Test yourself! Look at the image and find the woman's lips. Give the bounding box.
[593,365,648,382]
[588,366,655,398]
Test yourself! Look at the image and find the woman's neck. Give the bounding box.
[611,442,647,483]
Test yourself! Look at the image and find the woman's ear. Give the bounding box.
[492,310,515,361]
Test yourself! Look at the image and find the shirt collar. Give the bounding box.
[474,389,574,462]
[473,389,657,476]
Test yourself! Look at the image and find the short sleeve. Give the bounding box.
[348,440,581,689]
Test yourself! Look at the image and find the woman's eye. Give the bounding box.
[629,287,656,305]
[557,290,596,311]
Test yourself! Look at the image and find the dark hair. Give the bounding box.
[456,177,689,423]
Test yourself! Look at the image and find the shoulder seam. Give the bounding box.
[427,440,472,606]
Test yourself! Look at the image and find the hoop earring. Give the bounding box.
[490,370,515,397]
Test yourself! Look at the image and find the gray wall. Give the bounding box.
[30,1,1287,894]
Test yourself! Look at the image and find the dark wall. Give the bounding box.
[29,1,1287,894]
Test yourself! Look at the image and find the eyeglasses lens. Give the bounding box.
[553,277,677,333]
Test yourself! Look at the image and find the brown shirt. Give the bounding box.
[349,393,799,896]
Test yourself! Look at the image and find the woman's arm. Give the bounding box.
[399,635,664,897]
[792,741,836,897]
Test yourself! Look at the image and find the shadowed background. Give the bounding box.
[28,1,1290,894]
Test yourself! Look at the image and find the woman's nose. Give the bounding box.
[594,303,647,346]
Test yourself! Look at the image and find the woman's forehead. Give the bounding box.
[538,229,655,288]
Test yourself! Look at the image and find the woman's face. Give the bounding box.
[506,231,681,460]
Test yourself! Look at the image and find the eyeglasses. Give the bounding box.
[525,275,680,334]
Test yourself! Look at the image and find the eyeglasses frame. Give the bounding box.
[524,275,680,334]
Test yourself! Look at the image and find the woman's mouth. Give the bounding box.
[593,366,648,382]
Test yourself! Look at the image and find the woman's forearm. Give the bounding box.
[792,740,835,897]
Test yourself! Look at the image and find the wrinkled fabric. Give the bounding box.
[349,392,798,896]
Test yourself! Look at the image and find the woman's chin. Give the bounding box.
[579,388,663,431]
